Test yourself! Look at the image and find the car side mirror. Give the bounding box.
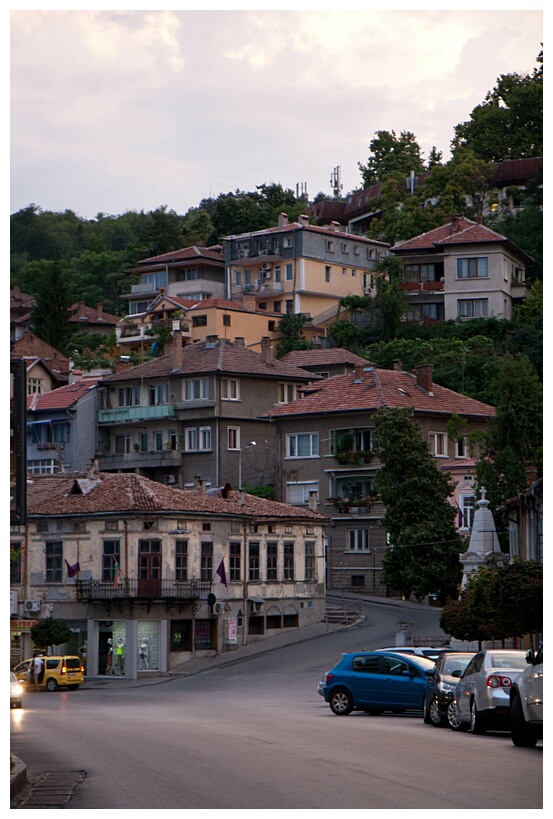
[525,649,536,665]
[451,669,463,678]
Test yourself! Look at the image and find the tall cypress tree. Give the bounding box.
[31,260,75,353]
[374,408,464,600]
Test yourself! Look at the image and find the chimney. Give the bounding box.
[393,359,402,372]
[308,489,319,512]
[173,328,183,370]
[298,214,310,227]
[86,458,99,479]
[115,357,132,373]
[278,212,289,228]
[450,215,460,234]
[353,363,364,382]
[261,336,273,363]
[234,336,246,347]
[525,466,539,488]
[194,475,205,492]
[97,303,104,316]
[330,221,341,232]
[414,364,433,394]
[242,293,256,311]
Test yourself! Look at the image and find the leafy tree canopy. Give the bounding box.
[359,130,426,188]
[30,617,74,651]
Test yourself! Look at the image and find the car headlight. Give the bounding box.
[438,681,455,693]
[12,685,23,696]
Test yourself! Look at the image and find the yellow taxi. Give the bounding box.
[14,655,84,691]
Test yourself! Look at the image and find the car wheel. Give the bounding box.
[423,696,432,724]
[429,696,446,727]
[469,699,487,734]
[329,688,353,716]
[447,700,468,731]
[511,692,538,747]
[46,678,59,692]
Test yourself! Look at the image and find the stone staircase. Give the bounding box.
[323,604,363,626]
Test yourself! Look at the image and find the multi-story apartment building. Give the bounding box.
[225,213,389,325]
[9,470,328,675]
[97,335,318,490]
[390,216,531,323]
[263,362,495,595]
[122,244,225,316]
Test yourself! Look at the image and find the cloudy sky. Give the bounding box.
[10,6,543,220]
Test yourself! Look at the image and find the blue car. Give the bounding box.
[322,651,436,716]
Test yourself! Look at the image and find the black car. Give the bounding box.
[423,651,476,727]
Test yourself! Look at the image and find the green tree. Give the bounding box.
[374,408,464,600]
[275,314,313,358]
[30,617,74,651]
[31,261,75,353]
[476,353,542,514]
[359,130,425,187]
[452,51,543,161]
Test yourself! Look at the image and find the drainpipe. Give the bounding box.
[242,514,248,646]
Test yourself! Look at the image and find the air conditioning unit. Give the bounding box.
[260,262,272,271]
[165,475,176,484]
[24,600,41,614]
[364,286,373,295]
[260,270,272,280]
[213,602,225,615]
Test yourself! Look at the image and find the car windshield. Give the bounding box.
[386,653,435,671]
[490,653,528,669]
[442,654,474,675]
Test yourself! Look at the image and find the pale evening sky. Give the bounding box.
[10,5,543,221]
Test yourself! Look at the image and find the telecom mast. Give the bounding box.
[330,165,343,199]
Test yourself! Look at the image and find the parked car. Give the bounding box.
[448,649,528,733]
[423,651,476,726]
[322,651,435,716]
[376,646,456,662]
[10,671,23,708]
[510,646,543,747]
[14,655,84,691]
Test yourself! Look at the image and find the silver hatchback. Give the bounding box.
[450,649,528,733]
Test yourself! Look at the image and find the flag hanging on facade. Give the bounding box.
[113,560,122,588]
[65,560,80,578]
[216,559,228,588]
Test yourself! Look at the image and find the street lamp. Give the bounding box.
[238,442,256,490]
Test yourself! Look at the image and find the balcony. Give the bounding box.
[98,405,176,424]
[76,578,212,605]
[400,281,444,292]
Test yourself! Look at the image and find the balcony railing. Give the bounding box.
[400,281,444,291]
[76,578,212,603]
[98,405,176,424]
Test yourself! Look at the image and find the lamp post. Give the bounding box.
[238,441,256,490]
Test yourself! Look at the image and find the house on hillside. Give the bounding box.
[122,244,225,315]
[9,470,328,676]
[26,380,100,475]
[263,362,495,595]
[390,216,531,323]
[96,335,318,490]
[10,285,36,344]
[11,333,70,390]
[280,347,371,379]
[69,302,119,337]
[224,213,389,323]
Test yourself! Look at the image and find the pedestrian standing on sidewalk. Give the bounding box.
[32,654,44,690]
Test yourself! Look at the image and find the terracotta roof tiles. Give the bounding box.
[26,380,99,412]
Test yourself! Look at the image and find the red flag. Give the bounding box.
[113,560,122,588]
[216,559,228,588]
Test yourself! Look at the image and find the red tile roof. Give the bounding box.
[26,380,99,412]
[263,366,495,420]
[281,349,370,367]
[25,472,329,521]
[69,303,119,325]
[129,245,224,269]
[102,338,316,382]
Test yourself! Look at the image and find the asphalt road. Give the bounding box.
[11,599,543,810]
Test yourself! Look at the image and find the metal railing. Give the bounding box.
[76,578,212,603]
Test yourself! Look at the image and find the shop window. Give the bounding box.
[171,620,192,652]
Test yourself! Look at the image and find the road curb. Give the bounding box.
[10,754,27,799]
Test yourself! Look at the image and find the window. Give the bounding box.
[404,263,437,283]
[185,428,197,451]
[248,542,260,581]
[234,270,242,286]
[199,427,212,450]
[45,541,63,583]
[330,428,375,457]
[458,299,489,318]
[184,378,209,401]
[351,269,357,277]
[129,300,150,315]
[51,423,70,443]
[285,264,293,281]
[351,575,365,588]
[405,303,442,322]
[268,321,276,331]
[342,267,347,276]
[230,541,241,581]
[175,540,188,581]
[221,378,240,401]
[305,541,315,581]
[285,300,294,314]
[286,481,319,504]
[348,529,370,551]
[284,542,294,580]
[228,427,240,450]
[283,237,293,249]
[200,542,212,582]
[457,257,488,279]
[259,302,267,311]
[154,431,163,451]
[27,378,43,395]
[102,539,120,581]
[326,240,334,252]
[429,432,448,457]
[460,495,475,530]
[192,315,207,327]
[140,432,148,452]
[274,267,281,283]
[267,542,278,581]
[278,382,297,404]
[105,521,119,531]
[325,266,332,283]
[10,543,21,584]
[455,437,469,458]
[222,314,231,327]
[273,301,282,313]
[149,383,169,406]
[118,385,140,407]
[286,432,319,458]
[342,242,349,253]
[353,245,360,256]
[114,434,130,454]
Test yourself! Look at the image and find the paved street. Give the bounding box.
[11,598,542,810]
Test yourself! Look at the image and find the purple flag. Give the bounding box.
[65,560,80,578]
[216,559,228,588]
